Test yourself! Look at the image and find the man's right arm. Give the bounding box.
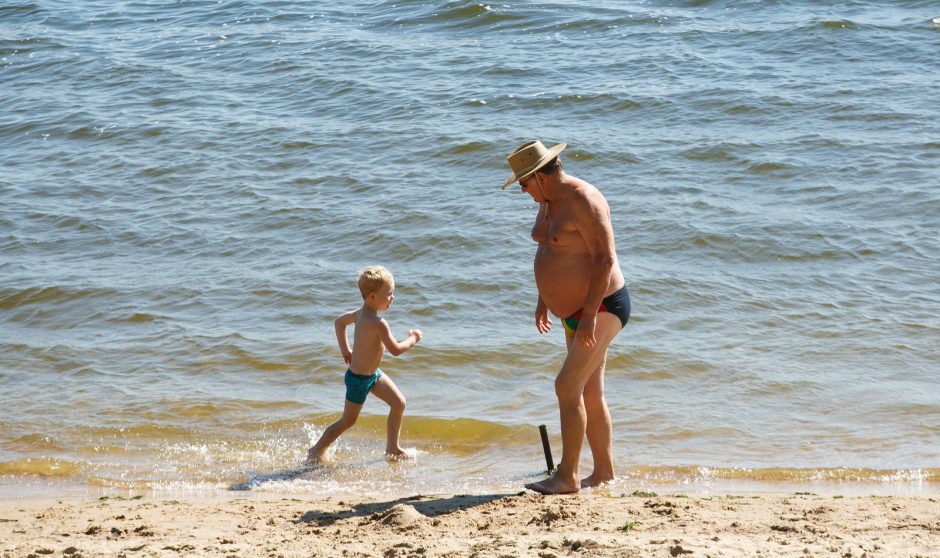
[535,295,553,334]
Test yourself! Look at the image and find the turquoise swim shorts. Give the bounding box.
[344,369,382,405]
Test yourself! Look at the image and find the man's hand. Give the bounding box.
[409,329,423,343]
[575,313,597,348]
[535,297,553,334]
[341,349,352,364]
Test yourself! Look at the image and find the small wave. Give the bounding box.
[102,400,311,426]
[659,427,746,442]
[0,457,81,477]
[546,93,644,110]
[680,143,746,164]
[280,140,324,151]
[821,100,914,123]
[725,103,772,116]
[747,161,792,174]
[407,417,532,447]
[0,2,41,17]
[0,121,39,138]
[443,141,491,155]
[819,20,858,30]
[490,92,651,118]
[634,213,894,264]
[623,465,940,484]
[0,285,115,310]
[368,1,515,32]
[79,423,193,441]
[412,343,560,375]
[5,433,64,451]
[113,312,161,323]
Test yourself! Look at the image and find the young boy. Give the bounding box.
[305,266,422,464]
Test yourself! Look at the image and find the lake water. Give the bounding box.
[2,0,939,498]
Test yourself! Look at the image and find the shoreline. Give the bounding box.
[2,490,938,557]
[4,474,940,502]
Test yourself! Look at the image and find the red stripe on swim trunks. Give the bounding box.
[569,302,610,322]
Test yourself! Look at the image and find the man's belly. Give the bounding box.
[534,246,592,318]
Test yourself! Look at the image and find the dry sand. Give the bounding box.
[2,491,938,557]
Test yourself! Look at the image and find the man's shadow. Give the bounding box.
[293,493,521,526]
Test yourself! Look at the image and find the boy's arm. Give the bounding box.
[377,318,422,357]
[334,310,357,364]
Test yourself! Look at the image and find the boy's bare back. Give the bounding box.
[347,309,390,374]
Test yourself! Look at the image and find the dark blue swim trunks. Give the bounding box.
[344,369,382,405]
[562,284,631,334]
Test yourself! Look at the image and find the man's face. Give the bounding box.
[519,173,543,202]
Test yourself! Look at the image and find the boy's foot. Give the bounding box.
[385,448,414,461]
[525,474,580,495]
[304,448,323,466]
[580,473,614,488]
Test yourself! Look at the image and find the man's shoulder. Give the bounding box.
[566,179,607,212]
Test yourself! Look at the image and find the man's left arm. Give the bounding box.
[574,192,617,348]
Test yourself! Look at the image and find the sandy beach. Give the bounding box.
[2,490,938,558]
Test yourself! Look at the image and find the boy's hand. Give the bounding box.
[409,329,423,343]
[341,349,352,364]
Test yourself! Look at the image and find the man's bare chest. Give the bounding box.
[533,206,581,247]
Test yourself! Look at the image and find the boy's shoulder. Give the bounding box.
[354,307,387,327]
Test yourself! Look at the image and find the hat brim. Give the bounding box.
[500,143,567,190]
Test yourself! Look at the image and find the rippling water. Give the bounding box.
[2,0,939,498]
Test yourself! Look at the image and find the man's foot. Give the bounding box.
[525,475,580,495]
[580,473,614,488]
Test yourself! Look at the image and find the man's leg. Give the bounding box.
[526,313,622,494]
[581,354,614,487]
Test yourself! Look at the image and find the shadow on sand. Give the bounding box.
[293,493,523,526]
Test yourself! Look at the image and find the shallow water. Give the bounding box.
[2,0,939,498]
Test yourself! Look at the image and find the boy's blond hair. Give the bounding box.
[358,266,394,299]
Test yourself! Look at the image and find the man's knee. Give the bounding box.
[582,380,605,403]
[554,375,583,404]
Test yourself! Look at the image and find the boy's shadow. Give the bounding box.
[294,493,521,526]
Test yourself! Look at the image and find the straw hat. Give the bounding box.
[500,140,567,190]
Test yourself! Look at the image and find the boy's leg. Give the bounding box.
[369,374,407,456]
[305,400,363,464]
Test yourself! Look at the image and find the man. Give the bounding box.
[501,140,631,495]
